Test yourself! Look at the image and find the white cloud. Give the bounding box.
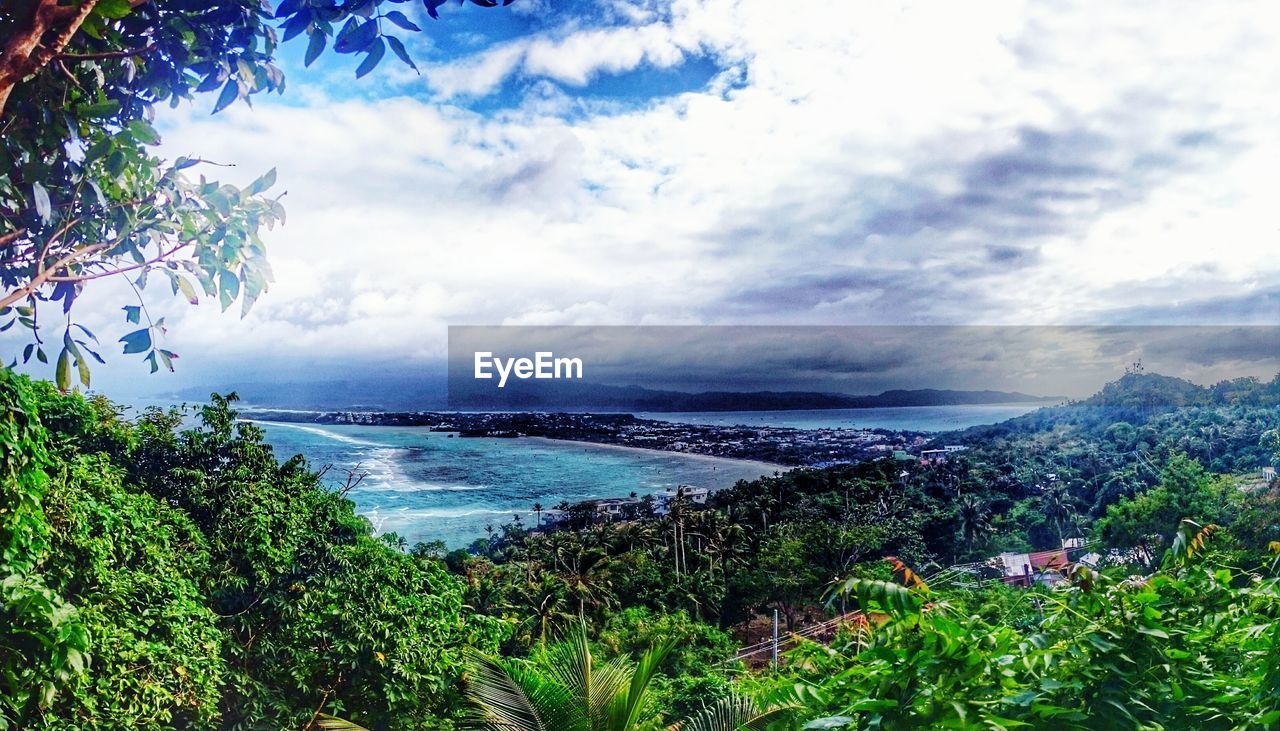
[54,0,1280,393]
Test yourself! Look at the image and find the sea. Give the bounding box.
[635,403,1046,432]
[251,404,1042,547]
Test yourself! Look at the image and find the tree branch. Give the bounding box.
[0,229,26,248]
[0,0,100,118]
[57,41,157,62]
[46,240,192,283]
[0,241,107,310]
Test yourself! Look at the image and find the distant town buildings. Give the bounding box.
[655,485,709,514]
[993,538,1091,588]
[920,445,967,465]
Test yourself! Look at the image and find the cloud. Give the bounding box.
[28,0,1280,397]
[446,325,1280,398]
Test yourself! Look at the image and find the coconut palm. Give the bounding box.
[318,624,791,731]
[1041,483,1076,547]
[956,494,992,557]
[463,623,793,731]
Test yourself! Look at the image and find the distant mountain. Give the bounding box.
[163,376,1054,413]
[164,375,448,411]
[944,371,1280,444]
[448,381,1056,412]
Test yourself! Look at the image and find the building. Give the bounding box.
[654,485,709,514]
[995,539,1088,587]
[1264,466,1277,484]
[591,497,643,521]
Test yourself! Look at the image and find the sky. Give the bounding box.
[445,326,1280,406]
[30,0,1280,400]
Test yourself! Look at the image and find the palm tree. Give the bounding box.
[956,493,992,557]
[319,634,793,731]
[463,623,793,731]
[518,574,575,648]
[562,547,615,616]
[533,502,544,527]
[1041,483,1076,547]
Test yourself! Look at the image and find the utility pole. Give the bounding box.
[772,608,780,668]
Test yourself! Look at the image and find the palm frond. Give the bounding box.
[543,623,632,727]
[465,649,589,731]
[316,715,372,731]
[667,696,797,731]
[606,636,677,731]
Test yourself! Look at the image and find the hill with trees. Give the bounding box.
[4,368,1280,728]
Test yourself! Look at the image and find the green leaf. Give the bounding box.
[386,35,418,72]
[213,78,240,114]
[383,10,421,32]
[335,18,378,54]
[305,29,327,67]
[75,350,91,386]
[355,38,386,78]
[72,323,98,343]
[32,182,52,223]
[94,0,134,19]
[119,328,152,355]
[126,119,161,145]
[123,305,141,324]
[55,348,71,391]
[219,271,240,311]
[247,167,277,195]
[176,276,199,305]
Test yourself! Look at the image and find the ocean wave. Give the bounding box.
[371,507,514,520]
[247,420,389,447]
[375,483,489,492]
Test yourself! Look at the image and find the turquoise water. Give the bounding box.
[251,422,782,548]
[634,404,1046,431]
[251,405,1039,547]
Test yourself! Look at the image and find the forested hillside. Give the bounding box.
[3,370,1280,729]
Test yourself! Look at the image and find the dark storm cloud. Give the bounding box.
[1139,327,1280,367]
[448,325,1280,402]
[1104,286,1280,326]
[716,116,1239,321]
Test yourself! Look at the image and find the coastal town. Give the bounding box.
[241,409,935,467]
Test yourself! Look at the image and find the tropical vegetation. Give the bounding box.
[4,367,1280,728]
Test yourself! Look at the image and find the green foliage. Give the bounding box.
[463,622,792,731]
[598,607,739,718]
[0,373,506,729]
[37,454,225,728]
[7,368,1280,729]
[763,525,1280,730]
[1,0,511,385]
[0,369,90,729]
[1094,454,1235,568]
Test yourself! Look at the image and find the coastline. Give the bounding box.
[519,435,793,476]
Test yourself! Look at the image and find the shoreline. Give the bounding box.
[519,435,794,476]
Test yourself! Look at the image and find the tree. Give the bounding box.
[1040,483,1077,547]
[955,493,992,557]
[1,0,511,388]
[779,525,1280,730]
[461,624,791,731]
[4,378,507,728]
[1095,454,1228,569]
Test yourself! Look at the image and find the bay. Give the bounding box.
[252,421,782,548]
